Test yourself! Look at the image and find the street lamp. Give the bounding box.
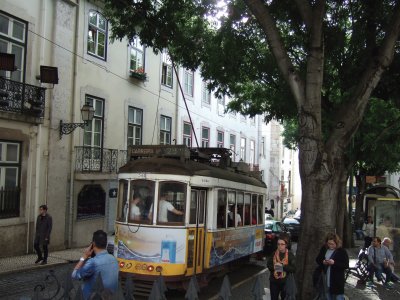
[59,103,94,139]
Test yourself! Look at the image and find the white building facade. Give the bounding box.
[0,0,283,257]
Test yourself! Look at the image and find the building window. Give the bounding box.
[201,81,211,105]
[183,122,192,147]
[240,114,246,123]
[129,37,145,73]
[240,137,246,161]
[161,51,173,87]
[160,115,171,145]
[183,69,194,96]
[84,95,104,149]
[87,10,107,59]
[77,184,106,219]
[0,12,27,82]
[127,107,142,146]
[230,134,236,161]
[217,130,224,148]
[201,127,210,147]
[0,140,20,219]
[250,140,255,165]
[217,97,225,116]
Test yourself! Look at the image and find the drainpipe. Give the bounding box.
[67,0,80,248]
[28,0,47,254]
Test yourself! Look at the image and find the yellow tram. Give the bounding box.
[113,145,266,288]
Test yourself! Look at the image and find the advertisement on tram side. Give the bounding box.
[115,224,187,264]
[207,227,263,268]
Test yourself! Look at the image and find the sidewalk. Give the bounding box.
[0,248,84,276]
[0,242,399,299]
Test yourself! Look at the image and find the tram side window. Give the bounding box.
[258,195,264,225]
[128,180,155,224]
[237,192,244,226]
[189,190,206,225]
[244,193,251,225]
[117,180,128,222]
[217,190,227,228]
[252,194,258,224]
[150,181,186,224]
[228,191,241,227]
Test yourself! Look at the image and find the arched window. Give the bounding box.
[77,184,105,219]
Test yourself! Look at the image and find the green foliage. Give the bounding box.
[104,0,400,171]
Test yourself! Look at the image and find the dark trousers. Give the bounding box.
[34,240,48,261]
[270,279,286,300]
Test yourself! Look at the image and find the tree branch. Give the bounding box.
[294,0,313,29]
[243,0,305,107]
[328,1,400,148]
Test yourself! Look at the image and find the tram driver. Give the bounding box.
[148,191,184,223]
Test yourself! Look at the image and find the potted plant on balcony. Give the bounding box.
[130,67,147,81]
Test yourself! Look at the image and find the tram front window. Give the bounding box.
[148,181,186,225]
[128,180,155,224]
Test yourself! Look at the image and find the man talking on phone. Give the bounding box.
[72,230,119,299]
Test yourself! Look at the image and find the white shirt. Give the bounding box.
[362,222,374,237]
[149,200,175,222]
[129,204,140,221]
[228,212,242,226]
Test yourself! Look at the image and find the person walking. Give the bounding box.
[362,216,374,249]
[267,235,296,300]
[34,204,52,265]
[72,230,119,299]
[316,232,349,300]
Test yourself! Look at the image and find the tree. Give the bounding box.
[103,1,400,298]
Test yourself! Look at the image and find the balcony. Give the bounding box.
[75,147,128,173]
[0,76,46,119]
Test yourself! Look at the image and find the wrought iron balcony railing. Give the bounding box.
[75,147,128,173]
[0,76,46,118]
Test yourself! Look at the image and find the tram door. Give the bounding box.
[186,189,207,275]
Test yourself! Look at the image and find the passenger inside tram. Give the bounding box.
[129,193,143,222]
[148,191,184,223]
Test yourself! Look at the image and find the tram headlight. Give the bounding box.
[147,265,154,272]
[119,261,125,268]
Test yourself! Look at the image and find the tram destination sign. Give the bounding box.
[128,145,190,159]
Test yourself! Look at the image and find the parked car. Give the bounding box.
[264,220,291,255]
[282,217,301,241]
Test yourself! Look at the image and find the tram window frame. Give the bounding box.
[217,190,227,229]
[127,179,155,224]
[117,180,128,222]
[258,195,264,225]
[151,181,186,225]
[244,193,251,225]
[251,194,258,225]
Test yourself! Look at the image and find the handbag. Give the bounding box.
[284,273,297,300]
[312,266,323,287]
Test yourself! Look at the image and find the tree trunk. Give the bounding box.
[295,140,348,299]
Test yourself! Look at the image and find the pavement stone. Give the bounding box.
[0,248,84,276]
[0,242,399,299]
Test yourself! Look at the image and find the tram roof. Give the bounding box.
[119,145,266,187]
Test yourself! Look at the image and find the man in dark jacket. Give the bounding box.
[34,204,52,265]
